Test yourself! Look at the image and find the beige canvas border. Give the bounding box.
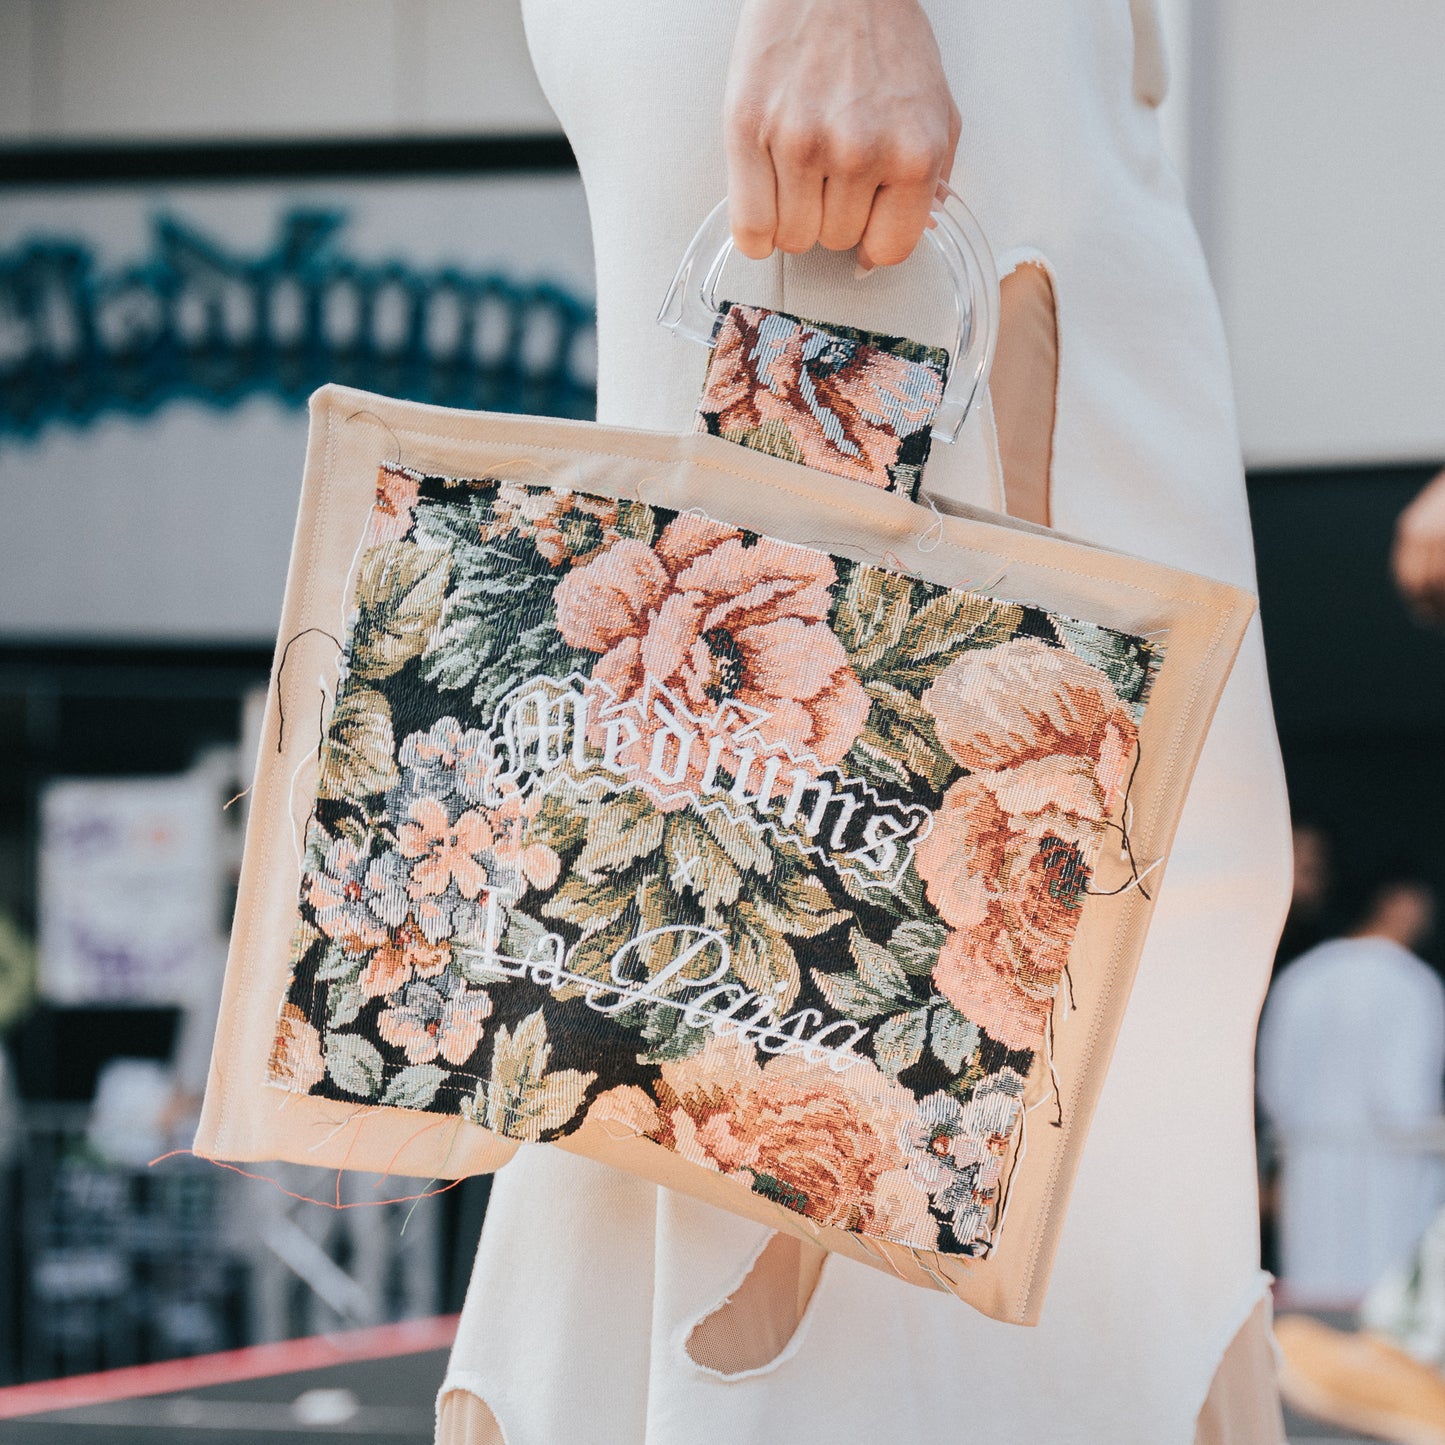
[196,385,1254,1325]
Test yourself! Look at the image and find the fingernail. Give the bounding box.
[853,261,875,281]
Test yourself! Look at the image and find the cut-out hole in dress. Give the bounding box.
[685,1232,828,1377]
[992,260,1059,528]
[436,1387,509,1445]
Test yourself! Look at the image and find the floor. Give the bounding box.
[1286,1410,1378,1445]
[0,1334,1395,1445]
[0,1346,447,1444]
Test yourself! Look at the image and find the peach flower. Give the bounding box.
[923,637,1137,811]
[397,785,561,912]
[553,513,869,773]
[915,637,1139,1053]
[641,1033,933,1240]
[398,798,495,899]
[588,1084,662,1138]
[916,773,1102,1051]
[360,914,450,999]
[366,466,421,546]
[376,974,491,1066]
[485,785,562,892]
[490,484,622,567]
[268,1003,325,1092]
[702,305,943,488]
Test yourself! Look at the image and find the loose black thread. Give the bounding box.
[274,627,343,754]
[345,408,404,468]
[314,685,328,761]
[1047,1009,1063,1128]
[1082,736,1151,901]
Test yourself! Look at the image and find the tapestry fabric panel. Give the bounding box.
[696,303,949,500]
[269,463,1162,1260]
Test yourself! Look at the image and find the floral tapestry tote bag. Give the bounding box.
[195,193,1255,1325]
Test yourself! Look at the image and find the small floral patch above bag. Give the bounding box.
[696,302,949,499]
[270,464,1162,1259]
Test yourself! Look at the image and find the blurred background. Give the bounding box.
[0,2,1442,1441]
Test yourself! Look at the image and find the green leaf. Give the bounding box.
[542,875,632,934]
[382,1063,448,1109]
[314,943,365,982]
[326,978,364,1031]
[864,679,937,731]
[663,814,744,923]
[527,794,591,856]
[697,804,778,878]
[350,543,450,680]
[903,591,1023,663]
[637,1003,712,1066]
[810,928,917,1022]
[475,1008,595,1141]
[318,688,400,802]
[930,1004,980,1073]
[325,1034,384,1098]
[730,903,800,1012]
[574,794,667,878]
[614,498,659,543]
[874,1008,929,1077]
[832,565,913,671]
[412,500,592,701]
[632,873,674,935]
[850,930,914,1001]
[833,865,906,920]
[813,970,894,1023]
[558,917,634,994]
[751,870,846,940]
[859,696,951,786]
[501,910,553,962]
[1054,617,1158,712]
[845,730,913,791]
[890,919,949,976]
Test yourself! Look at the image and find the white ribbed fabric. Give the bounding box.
[439,4,1293,1440]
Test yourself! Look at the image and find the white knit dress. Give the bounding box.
[438,4,1293,1440]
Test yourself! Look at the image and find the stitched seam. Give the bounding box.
[369,420,1189,608]
[1017,602,1235,1318]
[269,397,1250,1309]
[222,403,336,1151]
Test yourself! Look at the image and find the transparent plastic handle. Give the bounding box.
[658,182,999,443]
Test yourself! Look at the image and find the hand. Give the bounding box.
[723,0,960,270]
[1392,468,1445,626]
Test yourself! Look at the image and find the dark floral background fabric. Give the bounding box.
[697,302,948,499]
[269,464,1161,1257]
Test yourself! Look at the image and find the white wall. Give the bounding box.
[3,0,1442,475]
[0,0,558,140]
[1201,0,1445,468]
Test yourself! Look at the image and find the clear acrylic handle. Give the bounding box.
[657,182,999,444]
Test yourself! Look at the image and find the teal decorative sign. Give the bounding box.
[0,211,596,440]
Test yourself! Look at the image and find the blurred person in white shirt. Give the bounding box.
[1258,868,1442,1303]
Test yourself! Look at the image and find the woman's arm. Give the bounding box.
[723,0,959,271]
[1393,468,1445,626]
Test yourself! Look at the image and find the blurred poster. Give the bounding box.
[38,774,222,1005]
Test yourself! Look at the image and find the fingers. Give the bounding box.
[857,176,937,270]
[773,155,826,254]
[726,124,780,260]
[818,175,878,253]
[1392,473,1445,627]
[1394,531,1445,626]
